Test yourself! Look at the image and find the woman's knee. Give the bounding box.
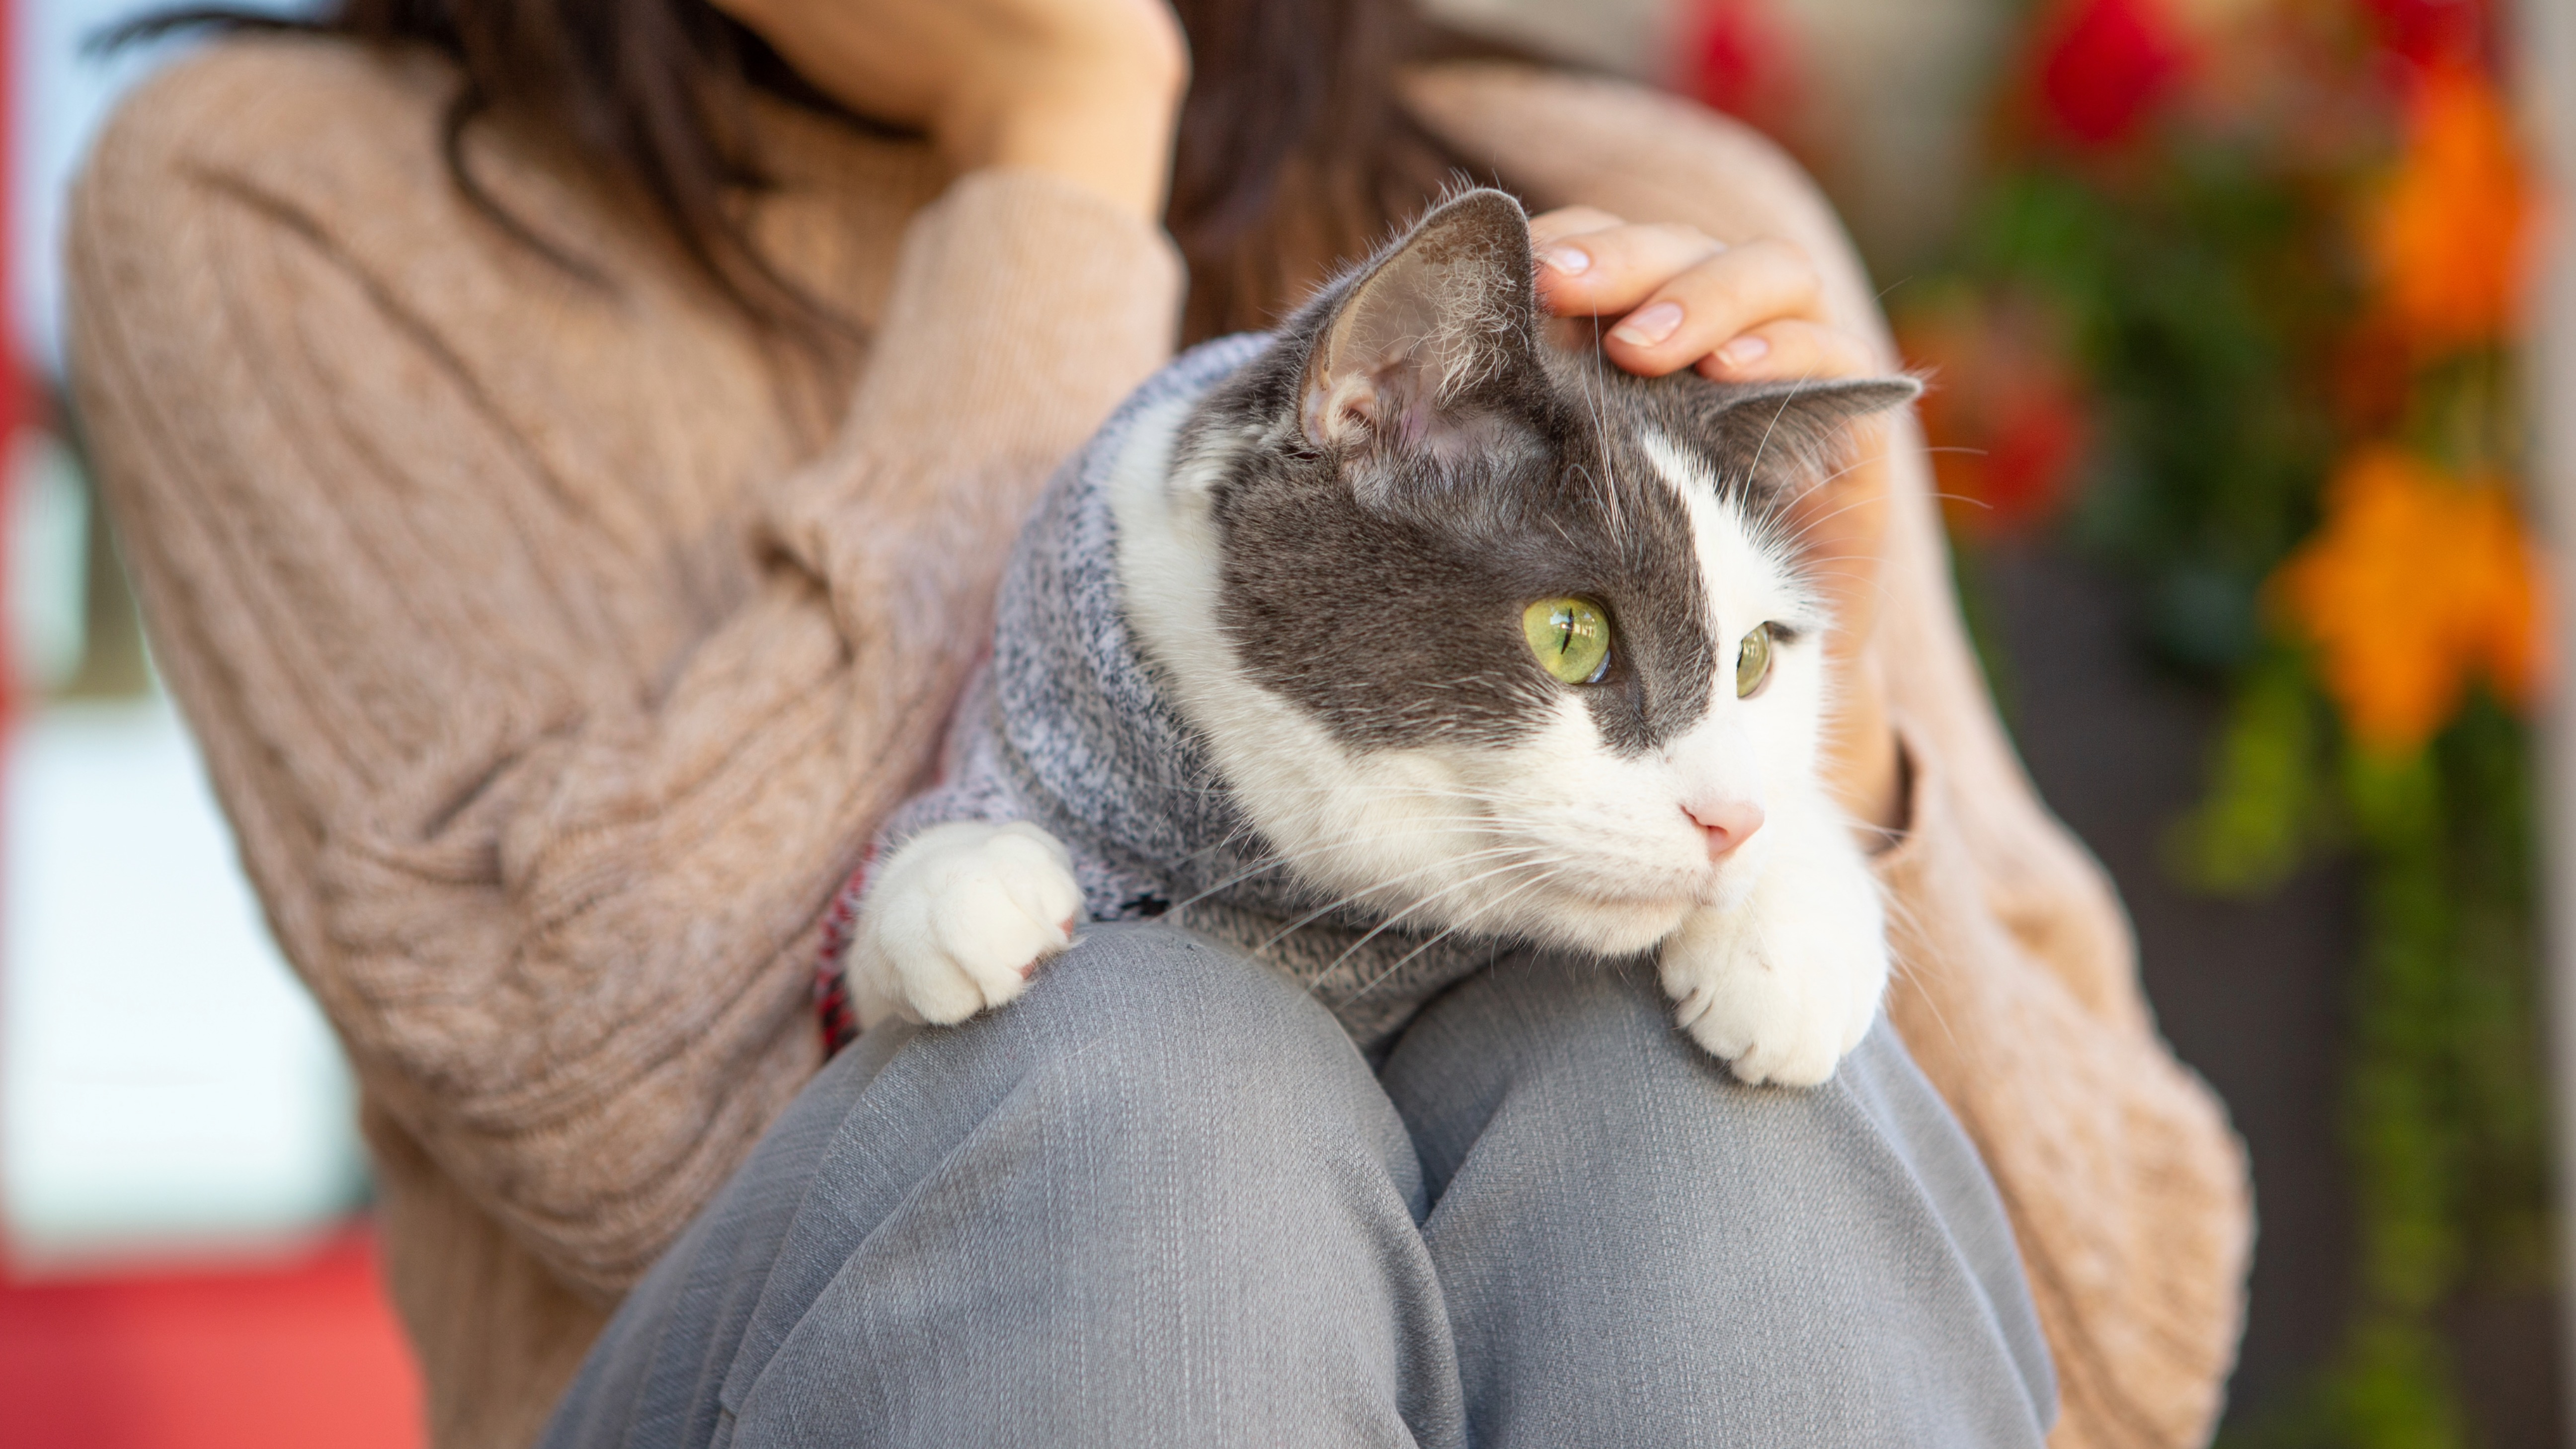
[873,921,1410,1187]
[1376,953,1683,1194]
[1380,955,2055,1444]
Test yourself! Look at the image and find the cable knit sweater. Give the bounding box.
[67,36,2250,1449]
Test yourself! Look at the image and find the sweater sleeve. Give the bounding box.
[1403,64,2251,1449]
[65,48,1181,1294]
[1873,726,2252,1449]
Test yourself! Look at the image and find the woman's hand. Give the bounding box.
[1530,207,1907,839]
[712,0,1188,221]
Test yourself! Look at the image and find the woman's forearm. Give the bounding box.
[69,58,1185,1291]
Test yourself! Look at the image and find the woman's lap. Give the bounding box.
[540,923,2052,1448]
[1384,950,2054,1445]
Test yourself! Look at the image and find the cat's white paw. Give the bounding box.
[1658,833,1888,1088]
[848,821,1085,1027]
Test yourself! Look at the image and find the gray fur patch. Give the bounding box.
[1182,187,1919,757]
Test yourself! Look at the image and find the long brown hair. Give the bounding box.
[120,1,1482,343]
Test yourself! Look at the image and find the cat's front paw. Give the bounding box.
[847,821,1084,1027]
[1658,847,1888,1088]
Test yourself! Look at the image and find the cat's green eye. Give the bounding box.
[1523,598,1612,685]
[1735,624,1775,699]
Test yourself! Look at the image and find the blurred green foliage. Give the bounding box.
[1904,1,2551,1440]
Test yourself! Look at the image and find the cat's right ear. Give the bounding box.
[1297,188,1541,460]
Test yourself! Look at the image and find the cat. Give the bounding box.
[839,188,1917,1087]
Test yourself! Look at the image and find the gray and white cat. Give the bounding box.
[841,189,1917,1087]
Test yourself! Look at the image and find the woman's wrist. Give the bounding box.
[712,0,1187,225]
[945,72,1184,222]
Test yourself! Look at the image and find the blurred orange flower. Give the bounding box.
[2364,62,2534,353]
[2271,447,2545,754]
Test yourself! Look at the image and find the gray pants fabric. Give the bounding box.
[540,923,2055,1448]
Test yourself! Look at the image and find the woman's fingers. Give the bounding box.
[1537,222,1735,318]
[1590,238,1829,378]
[1692,318,1881,384]
[1528,205,1626,248]
[1525,213,1878,385]
[1523,205,1904,822]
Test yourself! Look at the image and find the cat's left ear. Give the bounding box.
[1692,374,1925,490]
[1297,188,1541,458]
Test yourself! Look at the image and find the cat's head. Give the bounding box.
[1113,188,1918,958]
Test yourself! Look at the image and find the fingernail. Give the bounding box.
[1610,301,1685,347]
[1540,244,1592,275]
[1717,335,1771,369]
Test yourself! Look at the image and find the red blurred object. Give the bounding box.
[2356,0,2489,69]
[1679,0,1802,139]
[1899,292,2092,533]
[0,1229,424,1449]
[2034,0,2191,147]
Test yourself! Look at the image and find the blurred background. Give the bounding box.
[1,0,2567,1445]
[4,5,422,1445]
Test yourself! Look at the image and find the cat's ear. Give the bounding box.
[1692,375,1924,490]
[1296,188,1541,457]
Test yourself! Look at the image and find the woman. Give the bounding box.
[66,0,2249,1444]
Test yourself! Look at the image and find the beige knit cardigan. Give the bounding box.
[67,36,2251,1449]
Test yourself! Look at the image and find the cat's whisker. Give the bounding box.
[1334,864,1571,1002]
[1869,895,1961,1058]
[1579,314,1629,541]
[1243,843,1560,958]
[1244,845,1562,955]
[1176,801,1555,846]
[1789,568,1905,611]
[1149,801,1500,860]
[1796,573,1904,603]
[1740,367,1825,493]
[1164,825,1546,909]
[1776,451,1880,504]
[1314,854,1564,982]
[1152,776,1584,809]
[1774,490,1890,541]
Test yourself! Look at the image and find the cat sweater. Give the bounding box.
[862,335,1508,1050]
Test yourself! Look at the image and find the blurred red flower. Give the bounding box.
[1898,294,2091,534]
[2034,0,2192,147]
[1680,0,1803,140]
[2355,0,2490,69]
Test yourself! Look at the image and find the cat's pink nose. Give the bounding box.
[1685,800,1766,859]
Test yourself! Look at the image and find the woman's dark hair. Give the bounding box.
[120,1,1481,344]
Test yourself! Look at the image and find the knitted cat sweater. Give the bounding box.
[868,334,1505,1050]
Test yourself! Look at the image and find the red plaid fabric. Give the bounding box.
[811,848,874,1058]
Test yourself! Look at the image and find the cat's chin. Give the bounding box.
[1351,852,1751,960]
[1497,854,1768,956]
[1511,890,1701,958]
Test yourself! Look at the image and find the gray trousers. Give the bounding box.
[540,923,2055,1447]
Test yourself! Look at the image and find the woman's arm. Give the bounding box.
[66,39,1182,1294]
[1401,64,2251,1449]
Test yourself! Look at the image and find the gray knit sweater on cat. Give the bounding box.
[877,335,1510,1049]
